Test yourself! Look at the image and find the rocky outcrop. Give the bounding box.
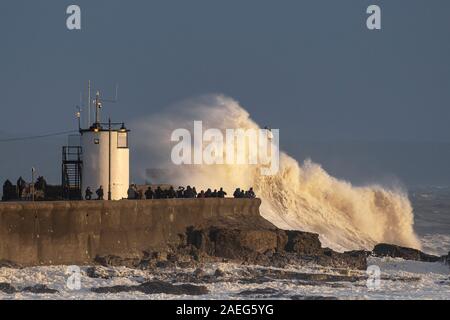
[0,283,58,295]
[22,284,58,294]
[183,226,367,270]
[285,231,322,255]
[0,260,21,269]
[0,283,16,294]
[93,225,368,271]
[372,243,442,262]
[91,280,208,296]
[444,252,450,265]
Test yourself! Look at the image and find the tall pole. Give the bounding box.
[88,80,91,127]
[31,167,35,202]
[108,118,112,201]
[95,91,101,124]
[76,107,81,131]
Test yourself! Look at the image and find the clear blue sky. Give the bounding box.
[1,0,450,187]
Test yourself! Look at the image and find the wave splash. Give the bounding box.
[132,95,421,252]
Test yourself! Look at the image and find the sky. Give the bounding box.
[0,0,450,187]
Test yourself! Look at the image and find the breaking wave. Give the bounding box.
[132,95,421,252]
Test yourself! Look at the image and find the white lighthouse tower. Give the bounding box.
[79,91,130,200]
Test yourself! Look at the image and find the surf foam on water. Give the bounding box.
[132,94,421,252]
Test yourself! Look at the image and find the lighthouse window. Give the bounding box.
[117,132,128,148]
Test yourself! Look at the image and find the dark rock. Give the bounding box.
[442,252,450,265]
[0,260,21,269]
[85,226,367,272]
[91,285,130,294]
[94,255,140,268]
[345,250,371,258]
[238,287,279,296]
[156,260,174,269]
[373,243,441,262]
[136,259,156,270]
[91,280,208,296]
[177,261,195,269]
[85,266,118,279]
[138,281,208,295]
[285,231,322,255]
[193,268,205,278]
[211,228,280,259]
[184,226,367,270]
[291,295,338,300]
[214,268,226,277]
[0,283,16,294]
[167,253,178,263]
[22,284,58,294]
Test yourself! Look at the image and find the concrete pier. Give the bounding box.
[0,199,265,266]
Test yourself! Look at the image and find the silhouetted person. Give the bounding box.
[145,186,154,199]
[185,186,195,198]
[96,186,104,200]
[233,188,241,198]
[155,186,163,199]
[247,187,256,199]
[192,187,197,198]
[218,188,227,198]
[2,179,17,201]
[212,189,218,197]
[197,190,205,198]
[177,187,184,198]
[85,187,93,200]
[35,176,47,192]
[127,185,137,200]
[17,177,26,199]
[205,188,212,198]
[167,186,177,198]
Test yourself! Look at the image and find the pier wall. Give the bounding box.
[0,199,266,266]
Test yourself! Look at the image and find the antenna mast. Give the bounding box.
[88,80,91,127]
[94,91,102,124]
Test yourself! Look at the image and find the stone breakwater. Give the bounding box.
[0,199,447,269]
[0,199,367,269]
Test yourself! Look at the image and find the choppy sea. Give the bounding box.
[0,186,449,300]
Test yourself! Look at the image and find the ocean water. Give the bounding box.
[411,186,450,256]
[0,186,448,300]
[0,258,448,300]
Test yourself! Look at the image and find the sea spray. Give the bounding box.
[131,94,421,252]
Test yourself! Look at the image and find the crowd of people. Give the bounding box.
[121,185,256,200]
[2,176,49,201]
[3,178,257,202]
[232,187,256,199]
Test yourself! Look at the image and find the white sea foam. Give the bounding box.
[131,94,421,252]
[1,259,448,300]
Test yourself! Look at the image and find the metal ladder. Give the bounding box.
[62,146,83,200]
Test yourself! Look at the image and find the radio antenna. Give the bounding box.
[92,84,119,125]
[87,80,91,127]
